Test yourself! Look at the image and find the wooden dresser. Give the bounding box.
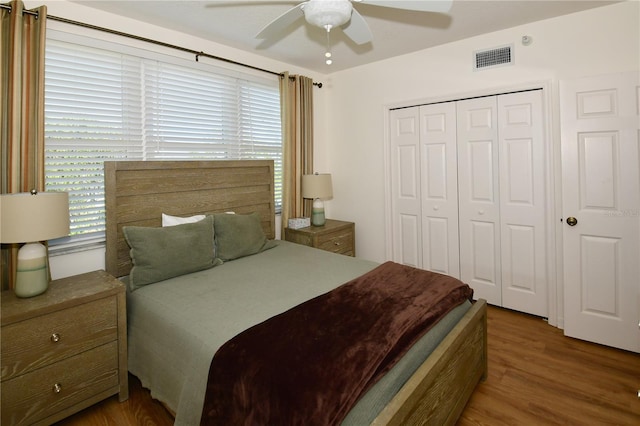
[1,270,128,425]
[284,219,355,257]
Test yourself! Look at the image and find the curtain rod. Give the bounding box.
[0,3,322,88]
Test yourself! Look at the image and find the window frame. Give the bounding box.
[44,30,283,253]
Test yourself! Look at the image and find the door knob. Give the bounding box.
[566,216,578,226]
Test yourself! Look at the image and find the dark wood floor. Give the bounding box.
[58,305,640,425]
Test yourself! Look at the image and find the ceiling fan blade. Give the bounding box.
[359,0,453,13]
[342,8,373,45]
[255,2,306,39]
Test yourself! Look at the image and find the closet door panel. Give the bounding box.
[457,97,501,306]
[390,108,422,268]
[498,90,548,317]
[504,138,533,203]
[503,224,536,290]
[399,214,420,267]
[468,140,496,203]
[470,220,498,283]
[420,103,459,277]
[424,217,451,274]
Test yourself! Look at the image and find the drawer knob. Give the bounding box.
[53,383,62,394]
[334,242,341,246]
[51,333,61,343]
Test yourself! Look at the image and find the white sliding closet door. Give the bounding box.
[456,97,502,306]
[498,91,548,317]
[389,107,422,268]
[389,89,548,317]
[419,102,460,277]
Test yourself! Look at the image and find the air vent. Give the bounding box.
[474,45,513,70]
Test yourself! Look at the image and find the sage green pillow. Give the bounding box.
[123,215,221,291]
[213,212,277,261]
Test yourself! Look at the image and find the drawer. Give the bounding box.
[1,341,119,426]
[285,231,313,247]
[1,297,117,381]
[316,230,354,254]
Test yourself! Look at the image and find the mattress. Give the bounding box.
[125,240,470,425]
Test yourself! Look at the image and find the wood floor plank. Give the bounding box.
[55,306,640,425]
[458,306,640,426]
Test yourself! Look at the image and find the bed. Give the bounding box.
[104,160,487,426]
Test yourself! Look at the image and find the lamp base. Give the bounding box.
[311,198,326,226]
[15,242,49,298]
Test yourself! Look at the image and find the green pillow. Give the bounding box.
[123,215,222,291]
[213,212,277,261]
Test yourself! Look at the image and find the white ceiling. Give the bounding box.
[69,0,619,73]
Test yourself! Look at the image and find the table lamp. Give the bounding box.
[0,190,70,298]
[302,173,333,226]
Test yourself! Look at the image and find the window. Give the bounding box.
[44,34,282,250]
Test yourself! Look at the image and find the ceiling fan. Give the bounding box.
[255,0,453,64]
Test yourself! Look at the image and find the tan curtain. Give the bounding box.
[1,0,48,291]
[280,72,314,229]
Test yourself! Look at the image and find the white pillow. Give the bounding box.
[162,213,206,227]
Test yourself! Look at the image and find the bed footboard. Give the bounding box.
[372,298,487,426]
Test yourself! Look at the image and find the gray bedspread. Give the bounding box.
[125,240,469,425]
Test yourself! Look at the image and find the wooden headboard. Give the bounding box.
[105,160,275,278]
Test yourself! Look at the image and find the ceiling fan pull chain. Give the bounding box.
[325,24,333,65]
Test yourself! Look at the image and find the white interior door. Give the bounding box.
[457,97,502,306]
[390,107,422,268]
[498,90,548,317]
[419,103,460,278]
[561,71,640,352]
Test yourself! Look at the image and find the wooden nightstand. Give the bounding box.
[1,270,128,425]
[284,219,355,256]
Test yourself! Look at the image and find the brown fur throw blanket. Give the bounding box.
[201,261,473,425]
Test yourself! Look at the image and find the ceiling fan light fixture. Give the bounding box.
[256,0,454,65]
[303,0,353,29]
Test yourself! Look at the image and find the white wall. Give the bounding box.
[38,0,329,279]
[319,1,639,264]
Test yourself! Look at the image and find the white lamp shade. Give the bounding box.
[0,192,70,243]
[302,174,333,200]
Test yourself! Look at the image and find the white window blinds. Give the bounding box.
[44,37,282,249]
